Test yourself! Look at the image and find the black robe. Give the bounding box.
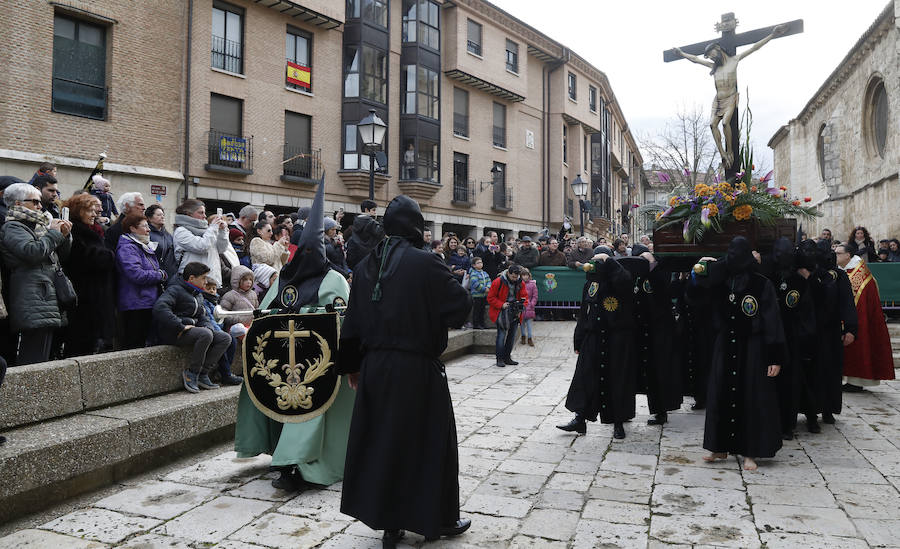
[674,277,713,406]
[691,267,785,458]
[630,262,683,414]
[802,268,857,415]
[565,258,636,424]
[338,238,471,539]
[62,221,116,356]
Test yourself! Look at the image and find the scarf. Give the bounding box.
[174,214,208,236]
[125,233,158,254]
[7,205,49,237]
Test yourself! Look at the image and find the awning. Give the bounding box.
[254,0,342,30]
[444,69,525,102]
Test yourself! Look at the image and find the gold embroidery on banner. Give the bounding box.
[602,296,619,311]
[251,322,334,410]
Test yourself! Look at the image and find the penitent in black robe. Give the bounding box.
[337,238,472,539]
[565,258,637,424]
[673,276,714,407]
[629,261,683,415]
[691,267,786,458]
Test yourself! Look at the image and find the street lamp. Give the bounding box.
[570,174,589,236]
[357,109,387,200]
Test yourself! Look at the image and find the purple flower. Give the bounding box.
[700,207,711,227]
[658,172,671,183]
[714,174,721,183]
[662,206,674,217]
[766,187,782,197]
[683,168,691,177]
[682,219,690,241]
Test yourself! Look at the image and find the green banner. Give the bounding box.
[869,263,900,304]
[532,266,586,303]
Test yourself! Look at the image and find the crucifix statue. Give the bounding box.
[664,13,803,180]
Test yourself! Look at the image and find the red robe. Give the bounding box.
[843,259,895,381]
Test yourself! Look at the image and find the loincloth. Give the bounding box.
[710,91,739,119]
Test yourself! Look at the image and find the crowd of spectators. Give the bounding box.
[806,226,900,263]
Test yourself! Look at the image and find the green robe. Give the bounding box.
[233,270,353,486]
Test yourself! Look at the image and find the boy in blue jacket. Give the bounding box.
[468,256,491,329]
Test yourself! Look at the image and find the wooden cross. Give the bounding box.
[274,320,311,368]
[663,13,803,180]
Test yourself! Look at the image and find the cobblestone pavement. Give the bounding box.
[3,321,900,548]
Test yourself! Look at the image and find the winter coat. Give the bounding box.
[447,250,471,282]
[512,246,540,269]
[523,279,538,320]
[487,273,529,323]
[326,236,349,275]
[173,223,229,287]
[249,237,289,271]
[467,268,491,298]
[219,264,258,327]
[539,249,567,266]
[89,189,118,220]
[0,269,7,319]
[475,245,507,279]
[346,214,385,270]
[152,279,217,344]
[0,220,70,332]
[104,217,124,250]
[115,235,166,311]
[149,224,178,280]
[566,246,595,269]
[63,220,116,354]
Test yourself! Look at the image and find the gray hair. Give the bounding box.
[117,191,143,213]
[4,183,40,207]
[238,205,258,220]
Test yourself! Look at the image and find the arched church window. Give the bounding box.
[817,124,826,181]
[864,76,889,158]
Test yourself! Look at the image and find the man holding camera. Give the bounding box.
[487,264,528,368]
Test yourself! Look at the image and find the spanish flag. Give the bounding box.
[287,61,311,90]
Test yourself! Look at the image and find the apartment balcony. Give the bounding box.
[492,186,513,212]
[281,146,322,184]
[205,130,253,175]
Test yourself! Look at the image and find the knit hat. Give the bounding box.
[297,206,311,221]
[252,263,278,289]
[0,176,24,191]
[229,228,244,243]
[324,217,339,231]
[91,174,110,190]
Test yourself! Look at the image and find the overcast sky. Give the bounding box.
[489,0,891,170]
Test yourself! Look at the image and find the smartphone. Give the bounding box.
[216,207,223,216]
[60,207,70,222]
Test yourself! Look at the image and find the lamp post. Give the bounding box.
[357,108,387,200]
[570,174,589,236]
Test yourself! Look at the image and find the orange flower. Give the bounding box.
[751,164,755,170]
[750,185,758,192]
[779,186,787,191]
[792,200,801,206]
[733,204,753,221]
[804,197,812,202]
[669,196,679,206]
[705,203,719,216]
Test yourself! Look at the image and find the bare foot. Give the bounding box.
[743,457,758,471]
[703,452,728,462]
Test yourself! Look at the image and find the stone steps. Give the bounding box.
[0,329,485,522]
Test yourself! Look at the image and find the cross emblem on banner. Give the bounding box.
[274,320,312,369]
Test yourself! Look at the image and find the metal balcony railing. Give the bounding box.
[207,130,253,173]
[211,35,243,74]
[283,146,322,181]
[453,113,468,137]
[452,178,475,205]
[492,126,506,148]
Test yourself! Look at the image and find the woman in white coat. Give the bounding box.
[173,199,229,287]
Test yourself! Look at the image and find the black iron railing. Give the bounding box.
[51,77,107,120]
[453,113,468,137]
[467,40,481,56]
[211,35,242,74]
[453,178,475,205]
[207,130,253,172]
[492,125,506,148]
[493,186,513,210]
[283,146,322,181]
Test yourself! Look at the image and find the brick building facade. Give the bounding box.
[1,0,642,240]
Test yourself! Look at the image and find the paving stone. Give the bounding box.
[654,463,744,490]
[573,519,648,549]
[752,504,858,536]
[555,457,600,475]
[535,489,585,511]
[152,496,272,543]
[740,461,826,486]
[852,518,900,547]
[226,479,297,502]
[162,452,271,489]
[598,451,658,476]
[546,472,593,492]
[276,488,350,522]
[496,458,556,477]
[583,499,650,525]
[509,442,567,463]
[0,529,108,548]
[819,466,889,485]
[475,471,546,498]
[41,508,161,544]
[117,534,196,548]
[317,534,386,549]
[746,484,837,507]
[461,493,532,518]
[650,514,760,548]
[860,450,900,476]
[455,513,520,545]
[228,512,346,548]
[487,413,544,430]
[518,508,580,541]
[508,534,568,549]
[93,481,217,519]
[829,483,900,519]
[759,532,869,549]
[652,484,748,519]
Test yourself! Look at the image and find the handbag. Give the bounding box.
[51,252,78,309]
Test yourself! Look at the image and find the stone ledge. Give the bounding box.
[0,360,83,430]
[77,346,190,410]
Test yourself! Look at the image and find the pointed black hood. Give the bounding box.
[383,195,424,248]
[772,237,795,271]
[276,174,329,310]
[726,236,755,275]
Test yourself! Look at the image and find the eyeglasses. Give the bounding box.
[22,199,41,206]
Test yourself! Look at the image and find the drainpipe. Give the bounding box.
[544,48,568,227]
[182,0,194,202]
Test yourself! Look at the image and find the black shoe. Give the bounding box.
[822,412,836,424]
[495,360,506,368]
[382,529,405,548]
[613,423,626,439]
[0,435,6,445]
[782,431,794,440]
[556,417,586,434]
[842,383,865,393]
[270,467,305,491]
[647,413,668,426]
[806,416,821,433]
[441,517,472,537]
[503,357,519,366]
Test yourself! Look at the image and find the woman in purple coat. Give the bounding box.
[116,214,168,349]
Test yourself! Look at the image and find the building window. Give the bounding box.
[493,161,510,210]
[492,102,506,148]
[568,72,577,101]
[212,2,243,74]
[209,94,250,171]
[284,111,317,179]
[286,28,312,92]
[453,88,468,137]
[348,0,387,27]
[865,78,889,158]
[453,153,470,203]
[403,0,439,50]
[505,39,519,73]
[344,45,387,104]
[584,135,588,173]
[589,86,597,112]
[467,19,482,56]
[562,124,568,164]
[343,123,358,169]
[402,65,439,119]
[417,139,439,182]
[52,14,107,120]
